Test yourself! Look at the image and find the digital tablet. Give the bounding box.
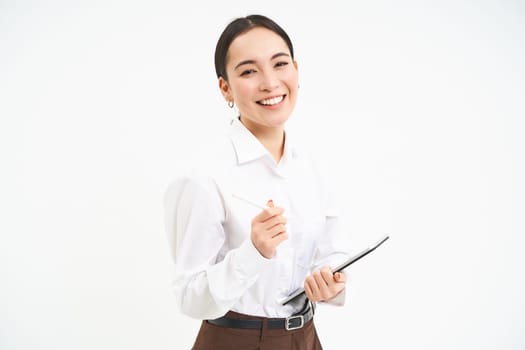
[280,234,390,305]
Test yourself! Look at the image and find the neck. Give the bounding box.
[239,118,285,163]
[258,130,285,163]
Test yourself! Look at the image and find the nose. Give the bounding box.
[259,70,279,91]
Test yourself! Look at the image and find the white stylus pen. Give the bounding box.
[231,194,268,210]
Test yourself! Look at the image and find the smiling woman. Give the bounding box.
[217,22,299,162]
[164,14,350,350]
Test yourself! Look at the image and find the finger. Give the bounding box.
[304,280,318,302]
[262,215,287,230]
[312,271,329,294]
[304,280,314,300]
[253,206,285,222]
[320,267,334,283]
[305,275,320,300]
[264,215,286,230]
[262,200,286,222]
[269,225,287,239]
[270,230,288,244]
[334,272,346,283]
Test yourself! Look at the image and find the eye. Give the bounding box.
[240,69,256,77]
[275,61,289,68]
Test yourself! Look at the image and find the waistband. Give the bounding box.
[207,301,315,331]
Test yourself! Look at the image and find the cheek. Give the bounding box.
[231,80,256,103]
[284,71,299,91]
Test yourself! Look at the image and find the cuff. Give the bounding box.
[233,238,270,279]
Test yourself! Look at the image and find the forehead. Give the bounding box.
[227,27,290,66]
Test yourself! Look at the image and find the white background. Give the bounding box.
[1,0,524,349]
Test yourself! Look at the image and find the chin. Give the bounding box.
[267,109,293,125]
[266,115,290,128]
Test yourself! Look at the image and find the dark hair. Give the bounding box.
[214,14,295,81]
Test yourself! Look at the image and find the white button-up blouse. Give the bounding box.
[164,118,349,320]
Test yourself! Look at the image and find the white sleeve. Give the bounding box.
[164,174,269,320]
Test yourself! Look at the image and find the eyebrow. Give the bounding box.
[234,52,290,70]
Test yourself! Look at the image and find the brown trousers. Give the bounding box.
[191,311,323,350]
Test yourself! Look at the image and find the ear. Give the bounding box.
[293,60,300,88]
[218,77,232,102]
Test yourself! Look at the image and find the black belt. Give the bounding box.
[208,302,315,331]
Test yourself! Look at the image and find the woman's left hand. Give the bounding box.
[304,266,346,302]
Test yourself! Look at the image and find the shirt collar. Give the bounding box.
[228,118,298,165]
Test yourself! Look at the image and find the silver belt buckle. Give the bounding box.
[285,315,304,330]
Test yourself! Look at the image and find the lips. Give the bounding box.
[257,95,285,106]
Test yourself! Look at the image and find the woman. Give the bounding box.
[165,14,350,350]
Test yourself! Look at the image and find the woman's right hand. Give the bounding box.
[250,200,288,259]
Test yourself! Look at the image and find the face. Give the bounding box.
[219,27,299,134]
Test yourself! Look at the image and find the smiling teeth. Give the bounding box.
[259,96,284,105]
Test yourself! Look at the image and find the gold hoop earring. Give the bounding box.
[228,101,234,108]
